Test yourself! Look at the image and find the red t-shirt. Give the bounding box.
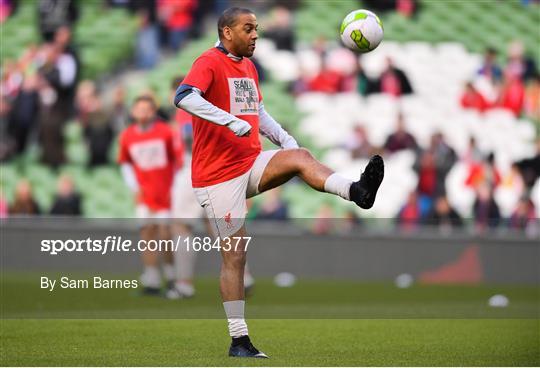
[158,0,196,30]
[181,47,262,187]
[118,121,176,210]
[498,79,525,117]
[308,70,343,93]
[461,90,489,112]
[465,163,501,189]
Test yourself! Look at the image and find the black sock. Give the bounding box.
[231,335,250,346]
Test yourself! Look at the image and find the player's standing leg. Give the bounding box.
[219,226,267,358]
[193,169,268,358]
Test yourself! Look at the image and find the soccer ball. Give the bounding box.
[340,9,384,53]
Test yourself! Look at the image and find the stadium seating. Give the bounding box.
[1,2,137,79]
[296,0,539,66]
[278,0,539,219]
[252,31,538,219]
[1,0,538,220]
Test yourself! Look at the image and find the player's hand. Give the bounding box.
[227,119,252,137]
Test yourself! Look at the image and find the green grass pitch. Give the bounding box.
[1,273,538,366]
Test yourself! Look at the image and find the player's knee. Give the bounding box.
[291,148,315,170]
[295,147,314,161]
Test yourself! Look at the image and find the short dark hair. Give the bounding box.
[133,95,157,109]
[217,7,254,39]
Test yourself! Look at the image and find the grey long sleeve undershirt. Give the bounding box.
[177,88,298,149]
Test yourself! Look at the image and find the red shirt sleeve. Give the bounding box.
[181,55,215,94]
[117,131,131,164]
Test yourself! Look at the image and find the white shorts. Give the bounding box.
[172,161,205,224]
[193,150,279,238]
[135,204,171,226]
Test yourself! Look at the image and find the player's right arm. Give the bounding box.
[120,164,139,193]
[173,56,251,137]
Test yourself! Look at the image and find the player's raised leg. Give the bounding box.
[258,148,384,209]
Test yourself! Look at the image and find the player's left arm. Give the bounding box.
[258,102,299,149]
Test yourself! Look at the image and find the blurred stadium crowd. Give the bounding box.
[0,0,539,236]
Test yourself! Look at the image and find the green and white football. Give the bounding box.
[340,9,384,53]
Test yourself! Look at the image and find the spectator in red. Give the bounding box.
[378,57,413,98]
[460,82,489,112]
[383,113,417,153]
[396,0,418,18]
[465,152,502,190]
[158,0,197,52]
[308,60,344,94]
[496,71,525,117]
[415,150,436,211]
